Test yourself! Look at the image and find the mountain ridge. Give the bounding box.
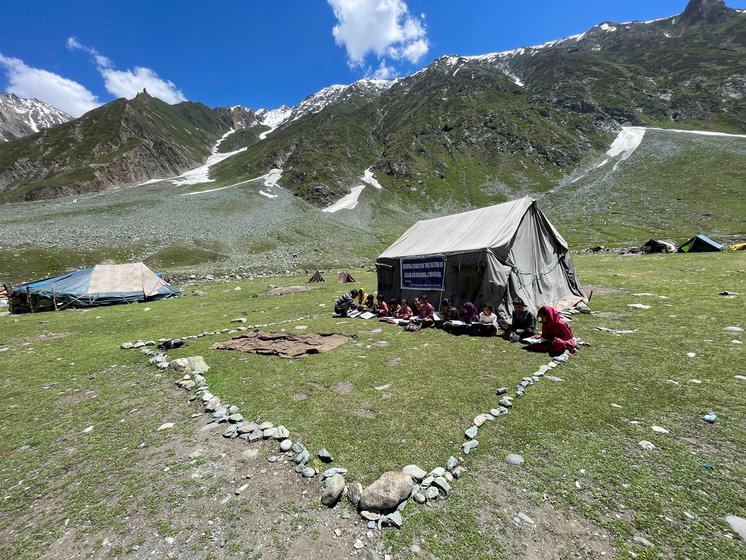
[0,0,744,207]
[0,93,72,142]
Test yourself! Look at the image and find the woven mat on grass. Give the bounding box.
[211,330,352,359]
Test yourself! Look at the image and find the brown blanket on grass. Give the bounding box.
[211,330,352,359]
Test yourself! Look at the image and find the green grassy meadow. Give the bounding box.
[0,253,745,559]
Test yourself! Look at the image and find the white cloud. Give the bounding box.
[0,53,99,117]
[371,60,397,80]
[328,0,429,68]
[100,67,186,104]
[67,37,186,104]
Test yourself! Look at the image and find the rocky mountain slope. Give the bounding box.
[0,92,254,202]
[0,93,71,142]
[209,0,745,208]
[0,0,744,208]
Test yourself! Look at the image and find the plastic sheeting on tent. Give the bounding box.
[376,196,585,320]
[642,239,675,254]
[10,263,181,313]
[678,234,723,253]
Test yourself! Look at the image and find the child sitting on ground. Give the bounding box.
[470,303,498,336]
[524,306,577,356]
[501,298,536,341]
[375,294,389,317]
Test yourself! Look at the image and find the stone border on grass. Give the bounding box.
[120,316,577,534]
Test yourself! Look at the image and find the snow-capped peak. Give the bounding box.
[0,93,72,142]
[254,78,394,140]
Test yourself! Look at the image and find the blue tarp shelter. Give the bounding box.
[10,263,181,313]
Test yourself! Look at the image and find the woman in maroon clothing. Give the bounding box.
[525,306,577,356]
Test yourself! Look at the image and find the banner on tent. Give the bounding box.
[400,256,445,291]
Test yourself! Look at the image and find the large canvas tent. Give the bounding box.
[678,234,723,253]
[376,197,585,319]
[10,263,181,313]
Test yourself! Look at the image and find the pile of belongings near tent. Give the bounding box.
[212,331,353,359]
[9,263,181,313]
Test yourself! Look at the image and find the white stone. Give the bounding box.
[638,440,656,451]
[158,423,175,431]
[725,515,746,542]
[651,426,669,434]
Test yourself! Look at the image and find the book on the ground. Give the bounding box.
[359,311,376,319]
[522,337,544,344]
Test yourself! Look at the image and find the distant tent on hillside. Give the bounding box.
[678,234,723,253]
[641,239,675,254]
[376,196,585,319]
[10,263,181,314]
[307,271,325,283]
[337,272,356,283]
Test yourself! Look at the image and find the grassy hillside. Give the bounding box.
[0,93,235,203]
[545,128,746,248]
[1,253,744,559]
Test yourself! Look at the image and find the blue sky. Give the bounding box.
[2,0,745,116]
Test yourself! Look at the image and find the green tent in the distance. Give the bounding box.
[678,234,723,253]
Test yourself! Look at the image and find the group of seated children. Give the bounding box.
[334,289,575,355]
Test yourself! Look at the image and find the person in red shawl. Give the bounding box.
[525,306,577,356]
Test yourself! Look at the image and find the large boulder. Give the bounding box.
[170,356,209,375]
[360,471,413,512]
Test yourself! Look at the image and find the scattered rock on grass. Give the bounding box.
[506,453,524,465]
[725,515,746,542]
[318,448,333,462]
[461,440,479,454]
[638,440,657,451]
[402,465,426,482]
[633,536,654,548]
[321,473,345,506]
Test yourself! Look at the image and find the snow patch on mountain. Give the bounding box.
[323,168,384,213]
[180,168,284,198]
[323,185,366,213]
[362,167,383,190]
[256,106,292,140]
[171,129,246,186]
[255,79,394,141]
[0,93,72,141]
[259,168,283,199]
[645,127,746,139]
[607,127,646,164]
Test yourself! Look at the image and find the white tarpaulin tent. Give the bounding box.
[376,196,585,317]
[10,262,181,313]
